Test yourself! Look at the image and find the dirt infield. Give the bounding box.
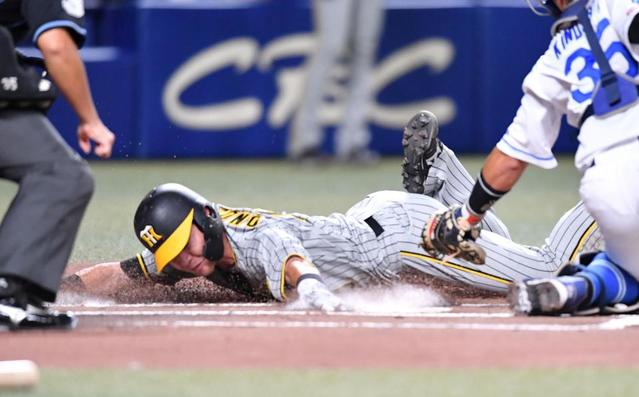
[2,271,638,369]
[2,299,639,369]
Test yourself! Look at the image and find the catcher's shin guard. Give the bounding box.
[421,207,486,265]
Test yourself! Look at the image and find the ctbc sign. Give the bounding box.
[162,34,457,132]
[44,4,562,158]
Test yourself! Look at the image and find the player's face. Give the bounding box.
[171,225,217,276]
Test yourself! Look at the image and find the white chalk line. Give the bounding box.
[58,302,639,332]
[96,316,639,332]
[69,307,639,331]
[460,303,509,307]
[56,302,507,310]
[73,309,519,319]
[58,302,275,308]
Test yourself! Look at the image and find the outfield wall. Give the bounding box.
[45,0,579,158]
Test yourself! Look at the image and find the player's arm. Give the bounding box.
[423,70,562,264]
[255,227,347,311]
[461,77,565,225]
[36,29,115,158]
[283,255,346,312]
[61,262,130,296]
[480,148,528,193]
[61,251,182,296]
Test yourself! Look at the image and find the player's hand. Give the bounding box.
[422,205,486,264]
[296,277,350,312]
[77,120,115,159]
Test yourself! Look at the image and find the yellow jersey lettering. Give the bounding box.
[247,215,261,228]
[218,207,237,220]
[230,212,250,225]
[217,206,311,229]
[220,208,263,229]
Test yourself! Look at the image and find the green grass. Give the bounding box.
[0,156,581,264]
[1,368,635,397]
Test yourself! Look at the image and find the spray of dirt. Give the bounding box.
[339,283,448,313]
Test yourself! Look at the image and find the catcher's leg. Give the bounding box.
[508,277,591,316]
[509,252,639,316]
[401,110,442,194]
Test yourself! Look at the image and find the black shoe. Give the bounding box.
[0,277,77,331]
[401,110,442,194]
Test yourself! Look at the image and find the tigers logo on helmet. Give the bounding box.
[139,225,163,248]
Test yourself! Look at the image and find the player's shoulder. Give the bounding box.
[217,204,266,230]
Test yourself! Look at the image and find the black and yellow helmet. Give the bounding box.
[133,183,225,272]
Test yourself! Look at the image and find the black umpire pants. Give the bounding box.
[0,110,94,302]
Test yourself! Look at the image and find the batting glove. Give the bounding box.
[296,277,349,312]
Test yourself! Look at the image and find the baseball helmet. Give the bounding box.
[525,0,568,17]
[133,183,225,272]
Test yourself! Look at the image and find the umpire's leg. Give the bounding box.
[0,110,94,302]
[288,0,351,158]
[335,0,384,157]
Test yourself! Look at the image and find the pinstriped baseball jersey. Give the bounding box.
[364,192,602,292]
[217,204,397,301]
[123,144,603,297]
[128,189,602,297]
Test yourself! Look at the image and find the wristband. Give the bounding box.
[467,170,509,218]
[296,273,322,288]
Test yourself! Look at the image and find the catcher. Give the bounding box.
[64,112,602,310]
[422,0,639,316]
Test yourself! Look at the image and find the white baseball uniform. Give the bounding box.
[495,0,639,279]
[126,144,602,299]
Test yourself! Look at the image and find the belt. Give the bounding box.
[364,216,384,237]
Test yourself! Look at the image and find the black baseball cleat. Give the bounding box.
[507,277,592,316]
[0,297,77,331]
[401,110,442,194]
[0,277,77,331]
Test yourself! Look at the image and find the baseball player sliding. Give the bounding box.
[64,112,602,310]
[423,0,639,315]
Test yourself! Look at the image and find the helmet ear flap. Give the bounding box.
[194,205,225,261]
[202,217,225,261]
